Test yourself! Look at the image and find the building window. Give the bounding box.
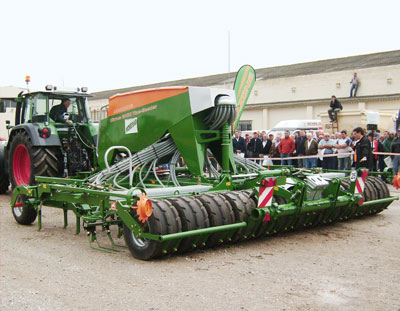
[238,121,252,131]
[0,99,17,113]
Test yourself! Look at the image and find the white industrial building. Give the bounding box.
[1,50,399,138]
[88,50,400,133]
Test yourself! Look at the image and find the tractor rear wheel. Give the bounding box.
[8,131,63,188]
[12,194,37,225]
[0,172,10,194]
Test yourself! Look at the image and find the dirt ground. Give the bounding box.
[1,187,399,311]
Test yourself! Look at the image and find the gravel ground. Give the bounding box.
[1,187,399,311]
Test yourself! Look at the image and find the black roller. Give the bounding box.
[166,196,209,252]
[220,191,253,242]
[123,199,182,260]
[195,193,235,247]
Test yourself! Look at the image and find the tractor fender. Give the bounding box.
[8,124,61,148]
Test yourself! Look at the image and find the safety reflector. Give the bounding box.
[354,169,369,204]
[258,178,277,208]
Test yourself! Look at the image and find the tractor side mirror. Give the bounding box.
[6,120,10,125]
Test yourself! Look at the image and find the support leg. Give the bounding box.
[63,209,68,228]
[75,216,80,235]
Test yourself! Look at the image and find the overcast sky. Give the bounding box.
[1,0,399,92]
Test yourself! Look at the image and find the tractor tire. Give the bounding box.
[123,199,182,260]
[8,131,63,188]
[0,172,10,194]
[12,194,37,225]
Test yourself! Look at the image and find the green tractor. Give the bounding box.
[0,86,97,195]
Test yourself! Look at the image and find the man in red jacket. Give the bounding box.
[278,130,295,165]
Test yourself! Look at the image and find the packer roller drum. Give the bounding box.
[123,180,391,260]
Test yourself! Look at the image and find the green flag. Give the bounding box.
[232,65,256,132]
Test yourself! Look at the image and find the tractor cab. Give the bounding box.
[5,86,99,188]
[15,86,92,126]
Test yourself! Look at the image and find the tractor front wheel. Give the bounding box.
[12,194,37,225]
[8,131,63,188]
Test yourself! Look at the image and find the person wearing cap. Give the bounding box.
[391,128,400,175]
[352,127,371,169]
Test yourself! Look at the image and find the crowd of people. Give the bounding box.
[232,127,400,175]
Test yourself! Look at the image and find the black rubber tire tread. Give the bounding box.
[341,179,350,190]
[374,176,390,198]
[195,193,235,246]
[123,199,181,260]
[8,131,63,188]
[367,176,390,214]
[0,172,10,194]
[219,191,251,242]
[12,194,37,225]
[367,176,390,199]
[166,196,209,252]
[359,181,378,216]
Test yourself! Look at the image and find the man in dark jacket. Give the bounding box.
[391,128,400,175]
[328,95,342,122]
[50,99,72,124]
[247,132,263,159]
[260,134,272,156]
[232,131,245,155]
[352,127,371,169]
[295,130,307,168]
[304,132,318,168]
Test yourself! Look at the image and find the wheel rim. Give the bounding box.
[130,231,149,248]
[13,195,23,217]
[130,220,150,248]
[13,144,31,185]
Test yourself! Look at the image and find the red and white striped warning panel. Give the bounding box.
[258,178,277,208]
[354,169,369,204]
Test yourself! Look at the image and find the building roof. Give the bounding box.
[91,50,400,101]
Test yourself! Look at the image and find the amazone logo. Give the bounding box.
[125,118,138,134]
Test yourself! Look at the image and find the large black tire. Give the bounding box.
[12,194,37,225]
[8,131,63,188]
[220,191,253,242]
[195,193,235,246]
[166,196,210,252]
[0,172,10,194]
[123,199,182,260]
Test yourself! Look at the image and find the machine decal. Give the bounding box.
[125,118,138,134]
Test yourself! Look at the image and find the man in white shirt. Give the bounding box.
[335,130,352,170]
[318,133,335,169]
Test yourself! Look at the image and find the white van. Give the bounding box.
[267,120,322,138]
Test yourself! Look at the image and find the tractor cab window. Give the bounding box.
[48,96,90,123]
[31,94,48,123]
